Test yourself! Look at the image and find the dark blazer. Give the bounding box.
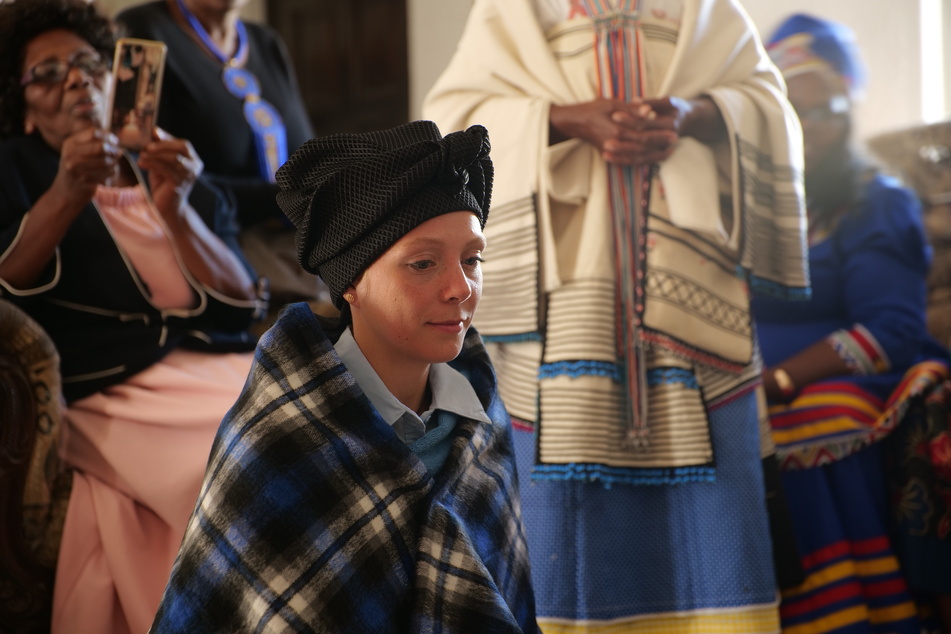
[116,1,314,226]
[0,134,258,402]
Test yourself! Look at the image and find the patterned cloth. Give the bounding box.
[150,303,538,633]
[772,362,948,470]
[424,0,803,629]
[755,175,940,468]
[0,299,69,632]
[753,173,950,632]
[886,378,951,594]
[424,0,807,483]
[777,446,924,634]
[512,390,781,633]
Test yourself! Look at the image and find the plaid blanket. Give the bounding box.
[150,303,538,633]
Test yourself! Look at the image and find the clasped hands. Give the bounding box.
[550,96,692,166]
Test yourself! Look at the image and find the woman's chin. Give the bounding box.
[72,112,105,134]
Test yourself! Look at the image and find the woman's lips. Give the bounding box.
[428,320,466,334]
[71,95,102,119]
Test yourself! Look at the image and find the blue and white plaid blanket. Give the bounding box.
[151,303,538,633]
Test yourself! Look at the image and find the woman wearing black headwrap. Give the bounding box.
[150,120,539,634]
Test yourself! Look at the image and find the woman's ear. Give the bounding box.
[23,114,35,135]
[343,273,366,307]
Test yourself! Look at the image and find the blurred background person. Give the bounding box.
[115,0,328,325]
[424,0,808,631]
[757,13,951,633]
[0,1,261,631]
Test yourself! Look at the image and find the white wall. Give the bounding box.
[407,0,471,125]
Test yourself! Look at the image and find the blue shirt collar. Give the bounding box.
[334,327,491,443]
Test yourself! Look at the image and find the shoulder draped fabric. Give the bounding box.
[423,0,808,483]
[150,303,538,633]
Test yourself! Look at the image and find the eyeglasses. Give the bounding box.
[20,50,109,87]
[795,95,850,123]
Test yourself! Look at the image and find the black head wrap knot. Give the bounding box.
[275,120,493,308]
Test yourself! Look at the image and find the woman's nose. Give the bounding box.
[442,264,473,303]
[64,65,93,89]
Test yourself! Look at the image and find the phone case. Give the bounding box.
[105,38,168,151]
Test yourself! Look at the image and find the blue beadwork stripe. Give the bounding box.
[646,367,699,389]
[539,360,621,381]
[482,332,543,344]
[538,363,701,389]
[743,268,812,301]
[531,462,716,487]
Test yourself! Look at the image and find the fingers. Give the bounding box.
[602,130,677,165]
[62,127,119,160]
[138,138,202,182]
[560,98,678,164]
[602,97,682,165]
[611,106,677,134]
[58,128,121,190]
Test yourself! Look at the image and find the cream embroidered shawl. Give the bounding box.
[423,0,807,475]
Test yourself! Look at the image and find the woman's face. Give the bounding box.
[348,211,486,376]
[785,70,851,173]
[21,29,110,151]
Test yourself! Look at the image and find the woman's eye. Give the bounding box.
[409,260,435,271]
[464,255,485,267]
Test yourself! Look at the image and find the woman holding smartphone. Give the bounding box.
[0,1,263,631]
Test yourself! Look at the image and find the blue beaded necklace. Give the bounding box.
[175,0,287,182]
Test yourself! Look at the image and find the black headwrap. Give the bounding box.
[276,120,493,308]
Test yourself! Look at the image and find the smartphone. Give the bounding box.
[105,38,167,151]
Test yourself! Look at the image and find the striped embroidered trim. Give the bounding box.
[584,0,650,446]
[540,360,621,381]
[641,328,747,374]
[647,367,699,389]
[538,360,707,387]
[826,324,889,375]
[779,536,919,634]
[745,269,813,301]
[537,602,780,633]
[472,195,539,336]
[482,332,542,344]
[531,462,716,486]
[775,361,949,469]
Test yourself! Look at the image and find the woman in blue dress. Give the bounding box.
[756,14,951,633]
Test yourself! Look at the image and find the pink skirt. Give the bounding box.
[52,348,254,634]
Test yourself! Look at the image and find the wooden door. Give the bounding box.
[268,0,409,136]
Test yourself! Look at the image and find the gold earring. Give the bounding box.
[343,292,355,304]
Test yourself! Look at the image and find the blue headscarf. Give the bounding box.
[766,13,867,98]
